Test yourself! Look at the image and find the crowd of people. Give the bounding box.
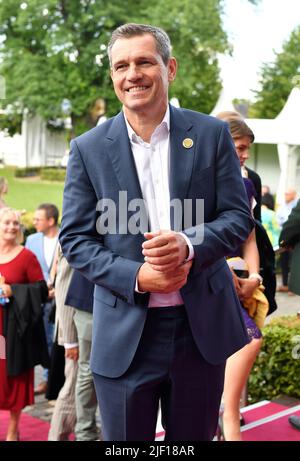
[0,22,300,442]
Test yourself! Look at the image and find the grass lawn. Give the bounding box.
[0,167,64,214]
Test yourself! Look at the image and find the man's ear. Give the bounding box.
[168,57,177,82]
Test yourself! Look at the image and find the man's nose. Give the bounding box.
[126,64,142,80]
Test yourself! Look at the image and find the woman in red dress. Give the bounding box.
[0,207,48,441]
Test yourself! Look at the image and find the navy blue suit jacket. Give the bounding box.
[65,270,94,314]
[60,105,253,378]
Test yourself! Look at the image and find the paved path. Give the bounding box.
[266,276,299,323]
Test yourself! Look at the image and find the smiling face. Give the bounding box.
[110,34,177,120]
[0,211,20,243]
[233,136,252,167]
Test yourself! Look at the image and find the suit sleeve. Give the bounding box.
[55,250,78,345]
[59,139,142,305]
[184,123,254,272]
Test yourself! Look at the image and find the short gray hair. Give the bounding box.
[108,23,172,66]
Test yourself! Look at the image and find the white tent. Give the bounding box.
[211,87,300,204]
[0,111,67,168]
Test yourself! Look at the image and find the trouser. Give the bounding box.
[280,249,291,286]
[74,310,100,441]
[48,357,77,441]
[42,301,54,381]
[93,306,225,441]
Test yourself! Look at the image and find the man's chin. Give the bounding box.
[126,97,149,107]
[123,101,151,114]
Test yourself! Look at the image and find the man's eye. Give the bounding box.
[115,64,127,71]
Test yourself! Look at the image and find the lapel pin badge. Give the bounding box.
[182,138,194,149]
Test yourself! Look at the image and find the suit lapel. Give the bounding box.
[105,112,143,203]
[105,108,196,233]
[105,112,147,238]
[169,105,196,212]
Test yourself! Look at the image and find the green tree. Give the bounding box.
[0,0,259,135]
[251,25,300,119]
[149,0,228,114]
[0,0,149,135]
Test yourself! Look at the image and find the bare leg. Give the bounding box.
[222,337,262,441]
[6,410,22,441]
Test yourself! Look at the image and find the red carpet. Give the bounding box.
[0,410,50,441]
[241,400,287,424]
[2,402,300,441]
[157,401,300,441]
[241,401,300,441]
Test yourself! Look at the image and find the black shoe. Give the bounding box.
[240,414,245,426]
[288,415,300,430]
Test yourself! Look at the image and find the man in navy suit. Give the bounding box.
[60,23,253,441]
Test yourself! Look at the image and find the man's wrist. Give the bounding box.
[135,265,147,293]
[179,232,194,261]
[248,273,263,286]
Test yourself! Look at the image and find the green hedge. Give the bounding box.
[248,316,300,403]
[40,168,66,182]
[15,167,66,182]
[15,167,41,177]
[20,212,35,239]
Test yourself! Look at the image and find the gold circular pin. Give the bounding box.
[182,138,194,149]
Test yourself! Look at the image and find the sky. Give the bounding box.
[219,0,300,100]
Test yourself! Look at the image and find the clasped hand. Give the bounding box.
[137,230,192,293]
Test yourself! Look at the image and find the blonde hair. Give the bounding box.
[0,207,24,244]
[216,111,255,142]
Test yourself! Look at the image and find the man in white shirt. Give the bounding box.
[60,23,253,441]
[26,203,59,394]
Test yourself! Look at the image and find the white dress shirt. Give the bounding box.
[43,235,58,273]
[125,107,193,307]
